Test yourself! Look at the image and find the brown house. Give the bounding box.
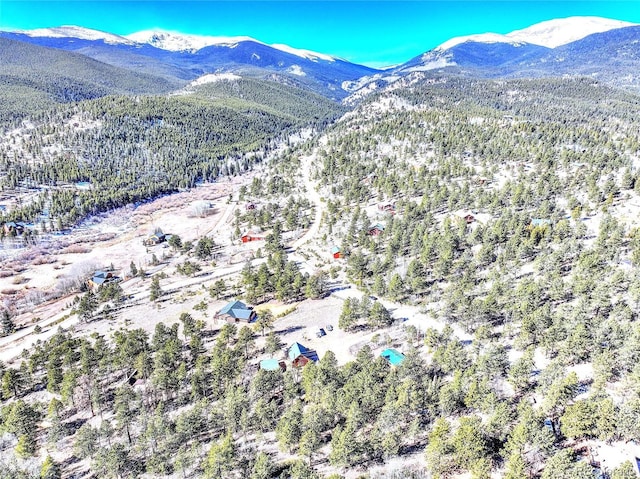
[368,223,385,236]
[288,342,319,368]
[378,202,396,214]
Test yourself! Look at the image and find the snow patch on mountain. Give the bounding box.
[12,25,134,45]
[437,33,524,51]
[407,57,456,72]
[436,16,636,51]
[189,73,241,86]
[270,44,336,62]
[287,65,306,77]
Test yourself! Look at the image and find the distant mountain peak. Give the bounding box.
[125,29,338,62]
[10,25,135,45]
[436,16,637,51]
[125,30,259,52]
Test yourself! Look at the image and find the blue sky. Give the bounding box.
[1,1,639,66]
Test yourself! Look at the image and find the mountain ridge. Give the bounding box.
[0,27,377,101]
[3,15,640,106]
[436,16,637,51]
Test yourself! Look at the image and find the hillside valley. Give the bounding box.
[2,15,640,479]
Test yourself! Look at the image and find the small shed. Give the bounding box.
[241,232,264,243]
[331,246,342,259]
[381,348,405,366]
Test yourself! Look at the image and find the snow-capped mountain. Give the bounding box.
[393,16,640,76]
[0,25,376,100]
[268,44,336,62]
[436,16,636,51]
[10,25,135,45]
[126,29,338,62]
[125,30,257,52]
[4,16,640,102]
[503,16,636,48]
[345,16,640,100]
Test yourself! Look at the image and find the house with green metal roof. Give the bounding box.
[215,300,257,323]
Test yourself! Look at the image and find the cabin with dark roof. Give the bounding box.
[88,270,118,289]
[3,221,26,235]
[144,230,166,246]
[378,202,396,214]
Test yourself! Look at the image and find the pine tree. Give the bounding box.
[149,275,162,302]
[0,309,15,336]
[40,455,62,479]
[250,451,274,479]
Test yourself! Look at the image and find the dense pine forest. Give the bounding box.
[0,78,344,229]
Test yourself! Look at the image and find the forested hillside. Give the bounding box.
[0,38,181,123]
[261,74,640,477]
[0,78,344,228]
[3,59,640,478]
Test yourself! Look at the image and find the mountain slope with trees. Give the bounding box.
[0,77,344,229]
[0,37,181,123]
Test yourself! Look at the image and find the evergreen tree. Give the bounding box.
[149,275,162,302]
[0,309,15,336]
[40,456,62,479]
